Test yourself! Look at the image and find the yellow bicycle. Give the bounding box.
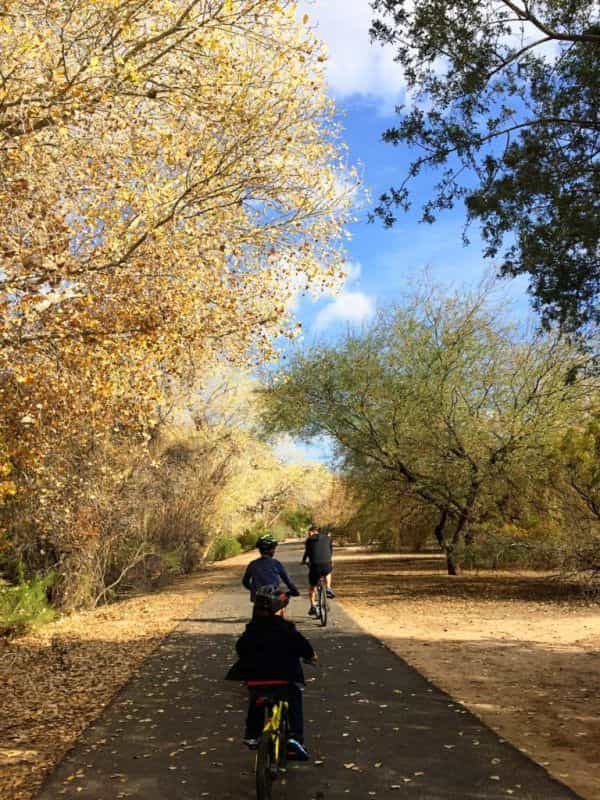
[250,682,290,800]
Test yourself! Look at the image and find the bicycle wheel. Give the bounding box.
[318,581,328,627]
[256,734,273,800]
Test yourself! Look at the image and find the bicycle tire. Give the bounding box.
[256,734,273,800]
[318,581,328,627]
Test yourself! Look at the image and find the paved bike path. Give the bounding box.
[37,543,581,800]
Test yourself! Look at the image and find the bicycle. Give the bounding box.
[249,681,290,800]
[304,563,329,627]
[315,574,328,627]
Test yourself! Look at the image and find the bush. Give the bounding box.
[272,523,289,541]
[458,527,600,586]
[238,524,279,551]
[207,537,243,561]
[160,548,186,575]
[283,507,312,536]
[0,572,57,636]
[238,528,261,551]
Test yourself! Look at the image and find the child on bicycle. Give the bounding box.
[225,584,316,761]
[242,534,300,603]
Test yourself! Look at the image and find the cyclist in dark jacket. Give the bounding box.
[226,585,315,760]
[242,534,299,602]
[302,523,334,616]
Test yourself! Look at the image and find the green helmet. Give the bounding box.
[256,534,277,554]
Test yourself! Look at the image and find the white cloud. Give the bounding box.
[341,259,362,284]
[273,435,312,464]
[301,2,563,113]
[314,290,375,330]
[299,0,407,109]
[273,433,331,464]
[273,434,332,464]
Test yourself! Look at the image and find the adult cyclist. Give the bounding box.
[302,523,334,617]
[242,534,300,602]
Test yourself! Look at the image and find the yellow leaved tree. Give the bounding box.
[0,1,354,562]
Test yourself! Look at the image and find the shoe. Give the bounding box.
[243,738,258,750]
[326,588,335,598]
[286,739,310,761]
[308,606,318,617]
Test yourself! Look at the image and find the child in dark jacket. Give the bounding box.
[242,534,299,602]
[226,584,316,760]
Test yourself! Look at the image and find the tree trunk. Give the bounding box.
[447,478,480,575]
[433,506,449,550]
[445,545,460,576]
[433,506,460,575]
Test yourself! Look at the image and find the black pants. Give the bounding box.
[245,684,304,743]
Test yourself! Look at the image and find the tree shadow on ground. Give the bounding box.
[335,555,586,603]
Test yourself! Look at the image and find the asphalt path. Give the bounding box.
[37,542,582,800]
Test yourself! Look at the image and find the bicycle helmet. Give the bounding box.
[254,584,290,614]
[256,534,278,555]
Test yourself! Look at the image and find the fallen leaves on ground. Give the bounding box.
[0,565,240,800]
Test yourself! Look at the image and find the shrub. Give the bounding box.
[271,523,288,541]
[0,572,57,637]
[207,537,243,561]
[160,548,186,575]
[284,507,312,536]
[459,527,600,586]
[238,528,260,551]
[238,524,277,551]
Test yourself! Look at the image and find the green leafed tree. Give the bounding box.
[370,1,599,330]
[261,283,595,574]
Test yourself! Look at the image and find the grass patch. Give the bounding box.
[207,537,243,561]
[0,573,57,637]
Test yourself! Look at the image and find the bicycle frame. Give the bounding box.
[259,697,288,763]
[253,686,290,800]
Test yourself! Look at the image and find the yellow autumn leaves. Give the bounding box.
[0,1,355,543]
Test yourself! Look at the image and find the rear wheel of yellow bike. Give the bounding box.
[256,733,274,800]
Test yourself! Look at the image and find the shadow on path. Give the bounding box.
[35,544,582,800]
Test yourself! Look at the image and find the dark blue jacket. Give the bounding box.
[242,556,300,601]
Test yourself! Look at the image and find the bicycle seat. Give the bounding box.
[246,681,291,705]
[246,680,290,687]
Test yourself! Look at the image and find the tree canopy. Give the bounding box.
[0,0,354,524]
[261,283,597,573]
[370,0,599,330]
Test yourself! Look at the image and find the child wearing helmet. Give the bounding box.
[242,534,300,602]
[226,584,316,760]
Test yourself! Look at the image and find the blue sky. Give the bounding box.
[273,1,533,464]
[292,0,533,346]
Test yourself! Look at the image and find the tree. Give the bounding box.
[261,282,595,574]
[0,1,354,538]
[370,0,599,330]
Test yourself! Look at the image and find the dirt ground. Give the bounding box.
[0,556,252,800]
[333,549,600,800]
